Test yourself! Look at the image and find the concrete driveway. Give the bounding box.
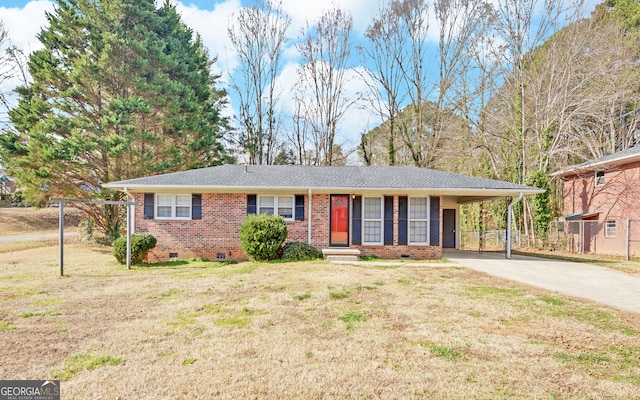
[445,251,640,314]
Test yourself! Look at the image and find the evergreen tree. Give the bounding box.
[0,0,230,239]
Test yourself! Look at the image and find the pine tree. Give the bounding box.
[0,0,230,239]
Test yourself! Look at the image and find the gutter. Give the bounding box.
[506,192,523,260]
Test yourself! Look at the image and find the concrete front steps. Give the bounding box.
[322,248,361,262]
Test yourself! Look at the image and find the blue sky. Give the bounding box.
[1,0,603,156]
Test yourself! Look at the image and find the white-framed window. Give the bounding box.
[363,197,383,245]
[595,171,605,186]
[258,195,294,221]
[409,197,429,244]
[605,220,616,237]
[156,194,191,220]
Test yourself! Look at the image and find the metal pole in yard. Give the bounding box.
[59,199,64,277]
[580,221,584,255]
[627,218,631,261]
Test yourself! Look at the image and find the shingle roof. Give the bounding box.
[105,165,539,195]
[552,146,640,177]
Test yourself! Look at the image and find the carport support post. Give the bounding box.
[59,199,64,276]
[126,204,131,269]
[506,192,524,260]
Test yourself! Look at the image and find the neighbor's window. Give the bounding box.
[595,171,605,186]
[605,220,616,237]
[363,197,383,245]
[409,197,429,244]
[258,195,294,221]
[156,194,191,220]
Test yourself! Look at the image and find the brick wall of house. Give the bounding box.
[559,160,640,257]
[133,192,444,262]
[133,192,311,262]
[562,161,640,221]
[310,194,330,249]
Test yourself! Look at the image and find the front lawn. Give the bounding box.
[1,245,639,398]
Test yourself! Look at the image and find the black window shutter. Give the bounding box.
[295,195,305,221]
[352,196,362,245]
[247,194,257,215]
[143,193,154,219]
[192,194,202,220]
[398,196,408,245]
[430,196,440,245]
[384,196,394,245]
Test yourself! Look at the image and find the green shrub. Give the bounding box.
[239,214,288,261]
[113,234,157,265]
[281,241,322,261]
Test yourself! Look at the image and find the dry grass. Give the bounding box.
[0,240,59,253]
[0,206,82,236]
[514,249,640,275]
[1,245,639,399]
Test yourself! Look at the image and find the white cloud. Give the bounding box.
[0,1,54,119]
[0,0,53,54]
[280,0,390,38]
[174,0,241,81]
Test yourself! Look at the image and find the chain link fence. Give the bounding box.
[548,219,640,259]
[462,219,640,259]
[461,230,517,252]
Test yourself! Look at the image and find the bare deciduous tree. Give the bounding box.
[228,0,290,165]
[525,14,640,170]
[486,0,582,182]
[295,6,354,166]
[359,0,409,166]
[432,0,492,170]
[394,0,431,167]
[0,20,28,126]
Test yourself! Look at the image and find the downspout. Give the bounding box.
[506,192,524,260]
[308,189,312,244]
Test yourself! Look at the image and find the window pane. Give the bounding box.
[176,206,190,218]
[278,196,293,207]
[596,171,605,186]
[363,198,381,219]
[278,208,293,219]
[409,197,428,219]
[364,221,381,243]
[277,196,293,219]
[259,196,275,207]
[157,195,172,206]
[157,206,172,218]
[605,220,616,237]
[259,207,274,215]
[410,221,428,243]
[175,194,191,206]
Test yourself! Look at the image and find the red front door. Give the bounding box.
[330,195,349,246]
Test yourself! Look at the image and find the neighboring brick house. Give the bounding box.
[551,146,640,256]
[105,165,541,262]
[0,170,15,206]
